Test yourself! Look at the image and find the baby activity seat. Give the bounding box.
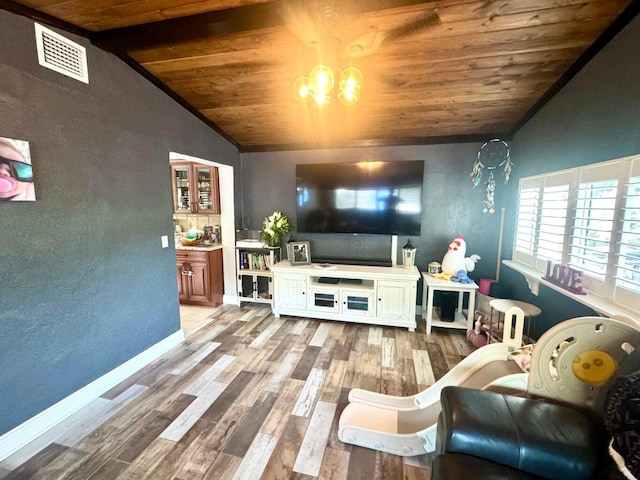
[338,306,528,455]
[432,315,640,480]
[338,313,640,457]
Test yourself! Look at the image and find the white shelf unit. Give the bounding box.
[421,272,478,335]
[271,260,420,331]
[236,245,280,305]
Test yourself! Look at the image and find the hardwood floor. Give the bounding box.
[0,304,473,480]
[179,304,224,337]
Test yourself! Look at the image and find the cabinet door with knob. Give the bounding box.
[376,280,415,322]
[308,286,340,314]
[176,249,223,306]
[273,272,307,311]
[341,289,375,317]
[185,258,210,303]
[171,162,220,214]
[176,257,188,301]
[237,272,273,303]
[172,164,193,213]
[307,286,374,317]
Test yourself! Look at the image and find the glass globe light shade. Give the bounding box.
[308,64,335,95]
[338,67,363,106]
[292,76,312,103]
[311,90,331,110]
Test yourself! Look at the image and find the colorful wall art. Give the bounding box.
[0,136,35,201]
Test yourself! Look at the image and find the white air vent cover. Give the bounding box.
[35,23,88,84]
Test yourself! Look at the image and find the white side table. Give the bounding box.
[422,273,478,334]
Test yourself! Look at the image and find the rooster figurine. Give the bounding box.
[441,235,481,275]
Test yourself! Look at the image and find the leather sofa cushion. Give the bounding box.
[436,386,601,480]
[432,452,546,480]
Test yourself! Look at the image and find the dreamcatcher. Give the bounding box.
[471,139,513,214]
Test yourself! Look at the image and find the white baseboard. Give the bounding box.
[223,294,239,305]
[0,329,185,462]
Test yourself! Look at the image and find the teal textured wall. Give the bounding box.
[0,10,239,435]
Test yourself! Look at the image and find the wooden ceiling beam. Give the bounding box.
[0,0,92,37]
[238,133,508,153]
[91,0,443,53]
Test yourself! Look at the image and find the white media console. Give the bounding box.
[271,260,420,331]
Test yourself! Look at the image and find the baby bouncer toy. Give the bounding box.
[338,313,640,456]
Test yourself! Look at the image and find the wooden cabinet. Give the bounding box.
[171,162,220,214]
[272,261,419,331]
[176,248,224,306]
[236,245,280,305]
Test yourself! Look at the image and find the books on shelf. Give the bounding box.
[238,250,279,271]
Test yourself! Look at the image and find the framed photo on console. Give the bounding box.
[289,241,311,266]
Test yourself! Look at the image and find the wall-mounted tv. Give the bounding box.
[296,160,424,235]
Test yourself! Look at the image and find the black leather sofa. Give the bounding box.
[431,386,625,480]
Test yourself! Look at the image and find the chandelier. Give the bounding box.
[293,65,364,109]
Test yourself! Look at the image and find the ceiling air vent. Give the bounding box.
[34,23,89,84]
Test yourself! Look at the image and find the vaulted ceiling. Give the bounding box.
[3,0,638,151]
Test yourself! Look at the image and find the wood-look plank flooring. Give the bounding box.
[0,304,474,480]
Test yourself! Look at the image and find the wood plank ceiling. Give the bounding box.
[4,0,638,151]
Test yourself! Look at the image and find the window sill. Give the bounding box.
[503,260,639,319]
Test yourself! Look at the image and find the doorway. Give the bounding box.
[170,151,238,333]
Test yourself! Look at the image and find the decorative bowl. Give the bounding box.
[180,236,202,246]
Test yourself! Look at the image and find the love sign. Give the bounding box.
[543,261,587,295]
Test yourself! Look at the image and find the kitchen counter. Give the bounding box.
[175,243,223,251]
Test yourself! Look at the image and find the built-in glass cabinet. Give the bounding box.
[171,162,220,214]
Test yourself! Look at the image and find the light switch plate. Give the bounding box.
[161,235,169,248]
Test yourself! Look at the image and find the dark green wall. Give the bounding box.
[501,14,640,338]
[0,10,239,435]
[241,144,509,296]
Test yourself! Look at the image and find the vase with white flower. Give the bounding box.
[260,211,292,248]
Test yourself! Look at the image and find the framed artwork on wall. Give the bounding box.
[0,136,36,201]
[290,241,311,266]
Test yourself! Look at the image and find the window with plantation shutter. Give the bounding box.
[537,183,570,264]
[615,162,640,299]
[511,155,639,313]
[513,177,542,266]
[514,185,539,257]
[513,172,572,269]
[569,178,617,281]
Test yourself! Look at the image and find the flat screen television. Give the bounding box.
[296,160,424,235]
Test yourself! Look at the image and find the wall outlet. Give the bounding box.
[161,235,169,248]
